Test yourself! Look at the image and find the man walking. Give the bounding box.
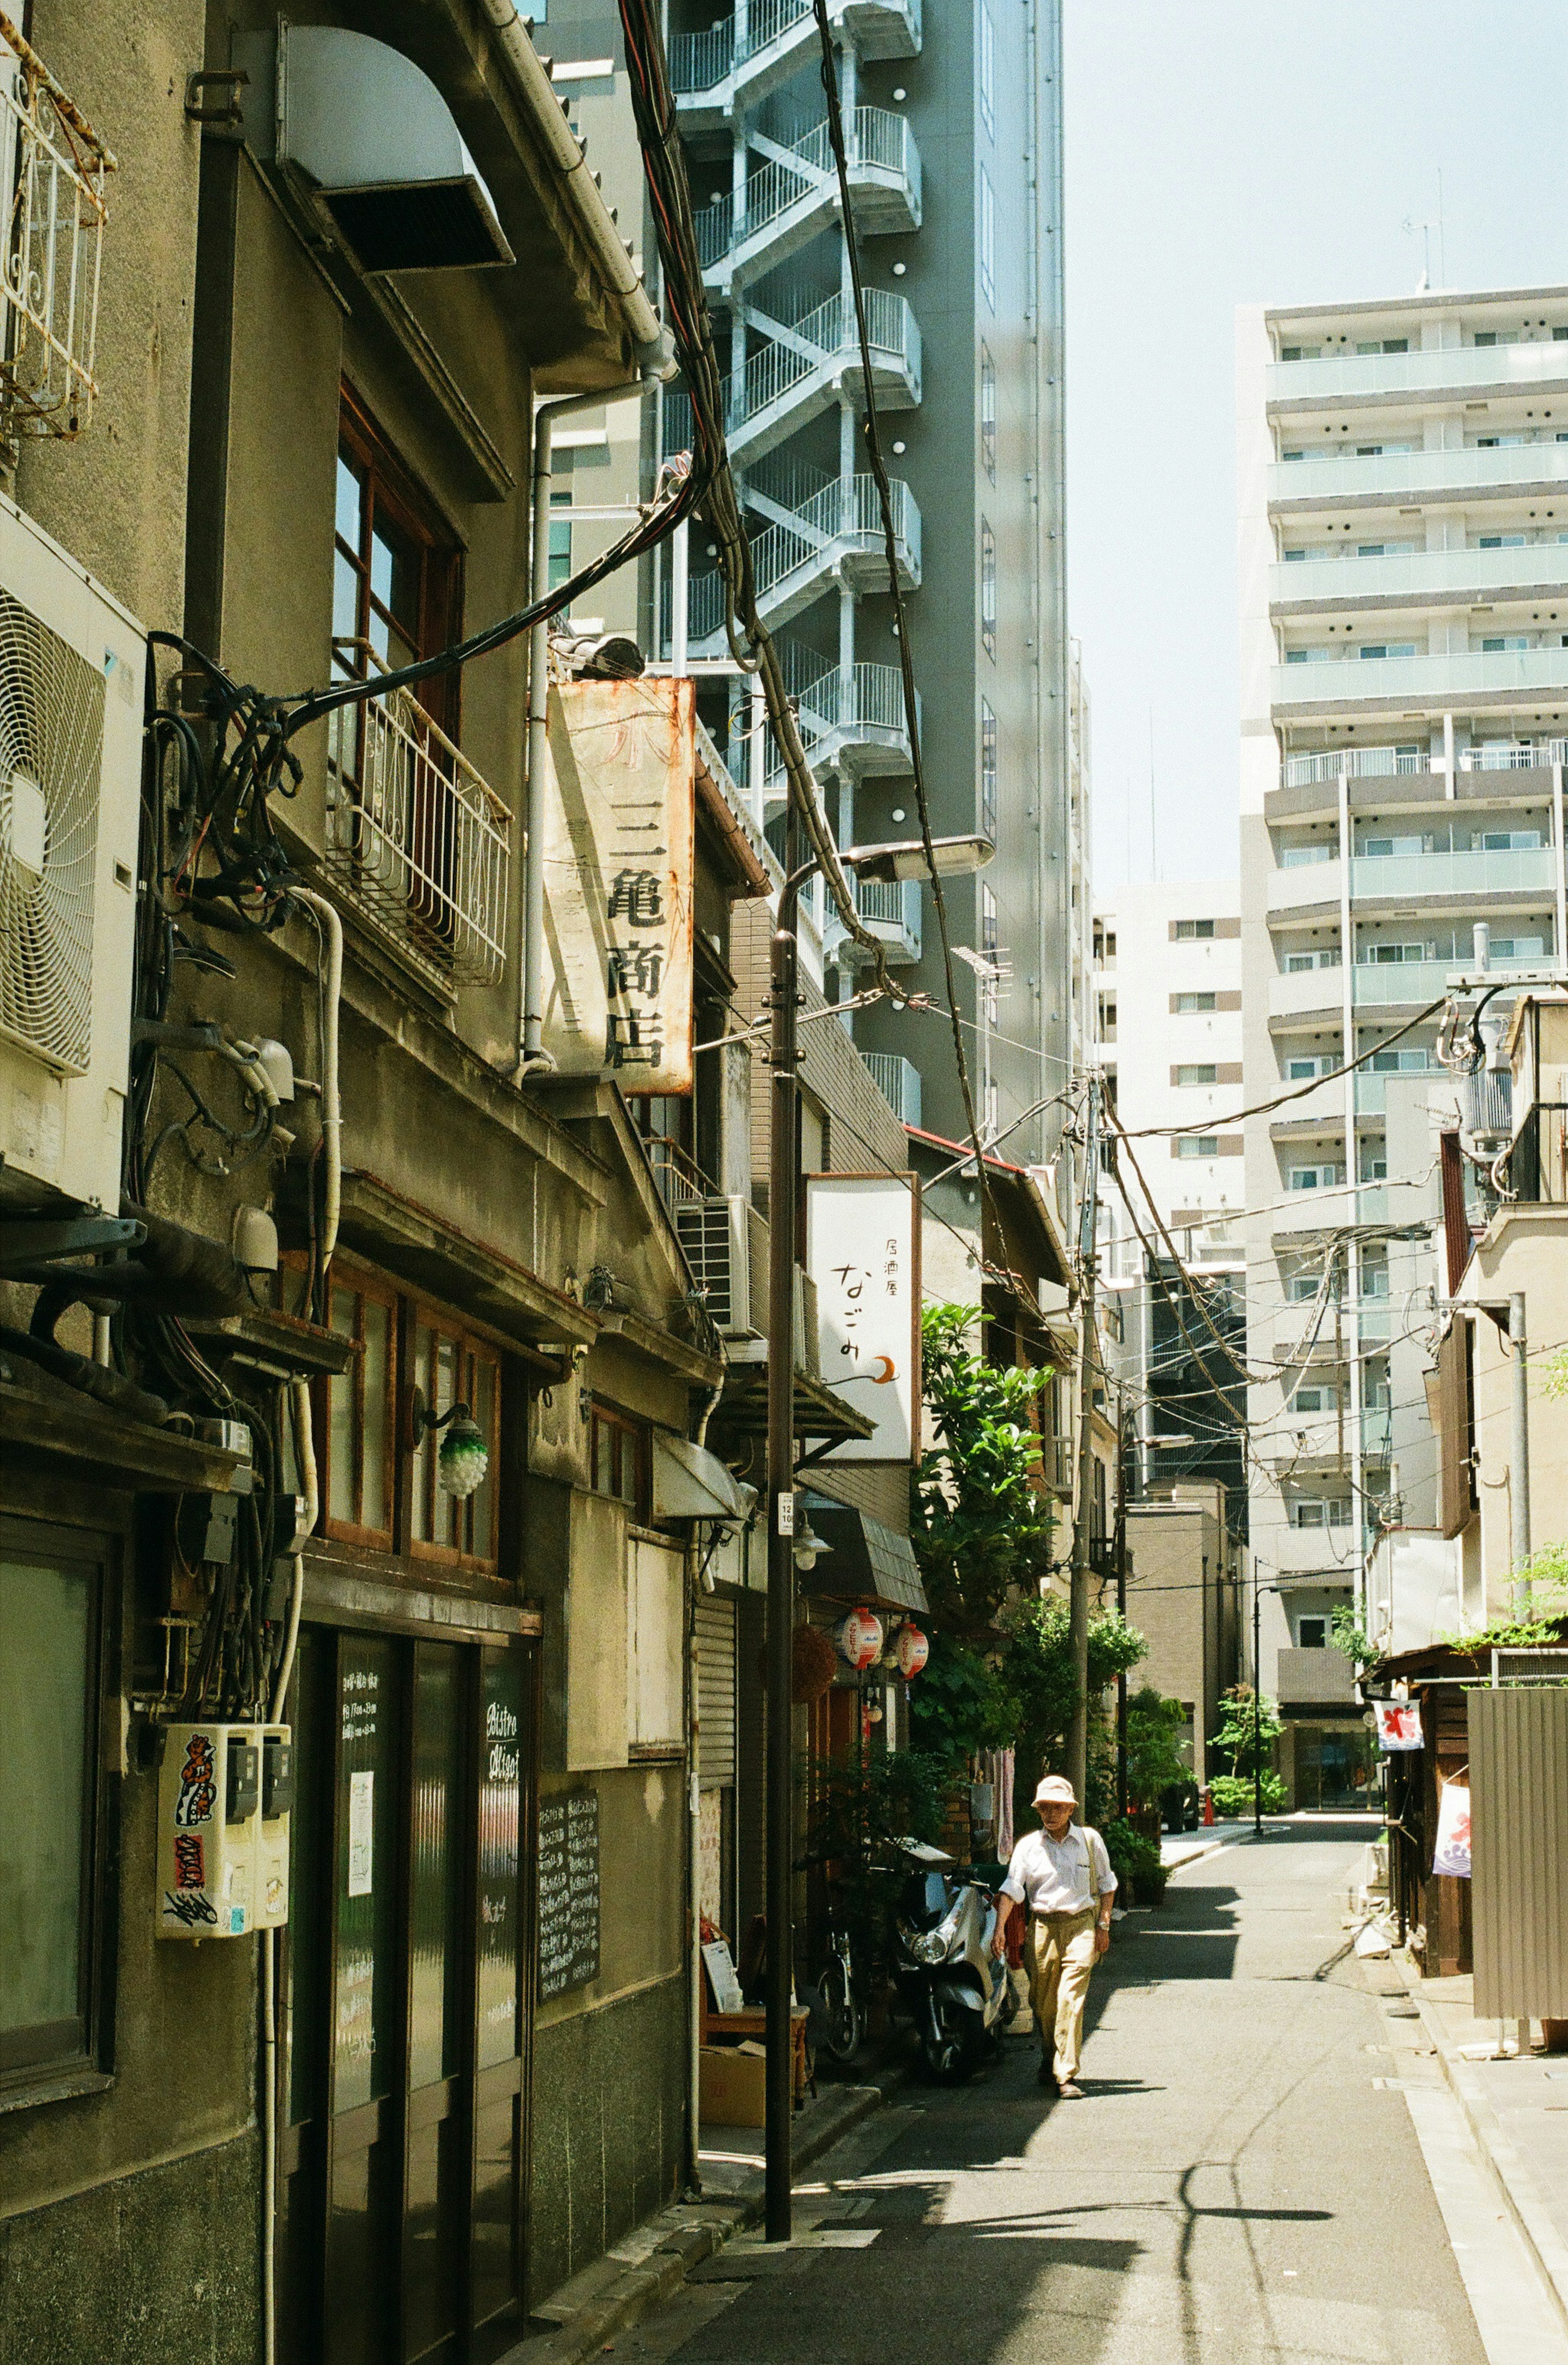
[991,1774,1116,2097]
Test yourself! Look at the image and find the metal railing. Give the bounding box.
[1461,738,1568,770]
[1507,1102,1568,1204]
[672,474,920,643]
[1282,746,1429,788]
[670,0,811,91]
[740,287,918,426]
[0,25,114,436]
[694,109,918,267]
[863,1051,921,1126]
[325,674,512,986]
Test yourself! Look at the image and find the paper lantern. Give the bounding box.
[834,1607,884,1671]
[895,1624,929,1679]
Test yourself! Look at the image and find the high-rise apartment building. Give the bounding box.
[1236,285,1568,1804]
[653,0,1071,1166]
[1093,883,1247,1525]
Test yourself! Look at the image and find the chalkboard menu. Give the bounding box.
[537,1790,600,1999]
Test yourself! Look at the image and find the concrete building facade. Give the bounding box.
[660,0,1071,1172]
[1236,285,1568,1803]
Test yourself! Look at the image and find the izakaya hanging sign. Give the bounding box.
[1432,1778,1472,1879]
[1373,1699,1423,1752]
[805,1171,921,1463]
[539,678,694,1092]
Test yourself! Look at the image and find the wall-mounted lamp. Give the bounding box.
[410,1387,489,1499]
[792,1520,831,1572]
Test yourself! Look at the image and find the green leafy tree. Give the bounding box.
[1124,1687,1189,1813]
[906,1636,1017,1769]
[911,1304,1053,1637]
[1330,1604,1376,1666]
[1210,1683,1286,1814]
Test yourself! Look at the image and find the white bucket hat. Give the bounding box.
[1034,1774,1078,1808]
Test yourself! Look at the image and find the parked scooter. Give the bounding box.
[890,1837,1017,2080]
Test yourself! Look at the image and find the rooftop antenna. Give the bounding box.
[1403,171,1446,293]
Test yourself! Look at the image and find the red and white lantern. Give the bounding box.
[895,1623,929,1679]
[834,1607,884,1670]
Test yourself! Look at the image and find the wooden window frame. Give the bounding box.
[588,1399,650,1523]
[321,1267,401,1552]
[404,1300,503,1574]
[0,1515,118,2109]
[335,381,464,734]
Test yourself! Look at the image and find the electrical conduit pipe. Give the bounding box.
[287,888,343,1270]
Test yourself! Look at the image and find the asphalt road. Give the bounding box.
[616,1822,1495,2365]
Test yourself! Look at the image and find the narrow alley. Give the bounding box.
[612,1827,1560,2365]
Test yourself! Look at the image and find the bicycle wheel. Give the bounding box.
[819,1954,863,2062]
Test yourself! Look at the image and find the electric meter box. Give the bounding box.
[156,1722,291,1938]
[256,1723,293,1929]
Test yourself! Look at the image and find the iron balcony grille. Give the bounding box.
[325,672,511,988]
[0,19,114,437]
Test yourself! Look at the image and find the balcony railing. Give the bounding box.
[1273,647,1568,709]
[693,107,920,267]
[1271,541,1568,612]
[1283,746,1429,788]
[325,678,512,986]
[1352,955,1544,1008]
[1507,1103,1568,1204]
[670,0,808,90]
[0,24,114,436]
[862,1050,922,1126]
[1460,737,1568,771]
[1276,1646,1356,1706]
[1350,845,1558,901]
[1267,342,1568,408]
[1269,441,1568,508]
[671,473,921,645]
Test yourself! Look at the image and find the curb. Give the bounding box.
[1390,1950,1568,2338]
[500,2078,888,2365]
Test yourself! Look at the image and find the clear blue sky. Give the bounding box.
[1065,0,1568,893]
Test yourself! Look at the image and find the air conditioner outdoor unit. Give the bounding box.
[0,492,143,1212]
[674,1193,763,1337]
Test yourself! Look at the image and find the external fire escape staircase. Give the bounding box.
[665,0,925,973]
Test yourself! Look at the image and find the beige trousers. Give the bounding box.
[1027,1908,1099,2081]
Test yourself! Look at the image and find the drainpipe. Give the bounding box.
[1509,1291,1531,1611]
[517,377,660,1079]
[477,0,668,371]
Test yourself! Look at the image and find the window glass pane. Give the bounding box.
[470,1357,496,1563]
[370,519,421,639]
[412,1326,436,1544]
[436,1337,458,1550]
[476,1659,522,2070]
[328,1291,357,1530]
[335,456,363,550]
[0,1552,89,2045]
[361,1297,391,1536]
[594,1416,613,1496]
[333,550,360,646]
[334,1638,398,2113]
[408,1650,463,2089]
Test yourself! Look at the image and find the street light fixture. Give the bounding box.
[763,811,991,2243]
[841,832,996,883]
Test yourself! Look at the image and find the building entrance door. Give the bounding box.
[279,1626,535,2364]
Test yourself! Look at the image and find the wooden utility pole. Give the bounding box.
[1067,1075,1100,1806]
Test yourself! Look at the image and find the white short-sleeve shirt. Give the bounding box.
[1000,1822,1117,1915]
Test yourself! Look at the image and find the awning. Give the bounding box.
[801,1499,928,1616]
[652,1432,755,1522]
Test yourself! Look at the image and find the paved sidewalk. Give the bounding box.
[1160,1819,1253,1867]
[1389,1957,1568,2332]
[498,2073,890,2365]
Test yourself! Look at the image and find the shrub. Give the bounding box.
[1208,1772,1286,1817]
[1103,1817,1163,1886]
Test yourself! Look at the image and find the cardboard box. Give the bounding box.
[699,2043,767,2128]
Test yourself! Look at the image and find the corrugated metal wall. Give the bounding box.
[1469,1686,1568,2021]
[695,1594,736,1789]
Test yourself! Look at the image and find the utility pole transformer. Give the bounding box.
[1067,1075,1100,1807]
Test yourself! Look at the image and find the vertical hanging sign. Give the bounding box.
[539,677,695,1091]
[805,1172,921,1462]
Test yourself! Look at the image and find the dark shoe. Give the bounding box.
[1036,2060,1057,2089]
[1057,2080,1085,2100]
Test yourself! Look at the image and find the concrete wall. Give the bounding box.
[1125,1484,1235,1782]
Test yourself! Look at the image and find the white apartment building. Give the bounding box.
[1093,882,1246,1512]
[1237,284,1568,1806]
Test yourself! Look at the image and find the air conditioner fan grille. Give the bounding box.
[0,586,105,1073]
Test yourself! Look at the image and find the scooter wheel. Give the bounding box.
[819,1957,863,2062]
